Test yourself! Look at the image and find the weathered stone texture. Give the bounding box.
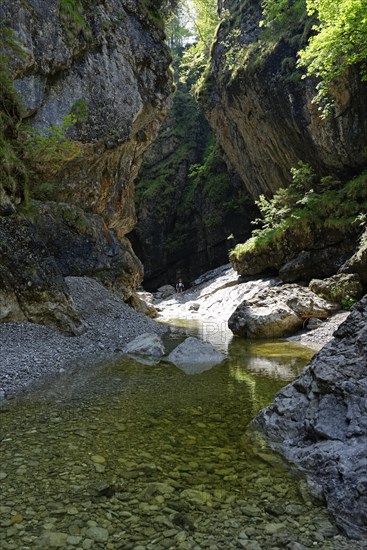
[0,217,83,335]
[1,0,172,232]
[228,284,339,338]
[253,296,367,539]
[201,0,367,200]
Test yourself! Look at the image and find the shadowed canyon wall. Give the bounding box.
[130,83,257,290]
[0,0,172,331]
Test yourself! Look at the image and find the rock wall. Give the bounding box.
[131,84,257,290]
[34,201,143,301]
[0,0,172,331]
[201,0,367,199]
[0,216,83,335]
[252,296,367,539]
[2,0,172,231]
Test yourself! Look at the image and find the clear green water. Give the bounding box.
[0,328,348,549]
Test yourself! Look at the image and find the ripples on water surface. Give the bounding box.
[0,324,352,549]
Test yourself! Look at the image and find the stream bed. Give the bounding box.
[0,325,358,550]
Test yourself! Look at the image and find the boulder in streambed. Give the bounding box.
[309,273,363,306]
[155,285,176,300]
[228,284,340,338]
[123,333,165,364]
[252,295,367,539]
[167,337,225,374]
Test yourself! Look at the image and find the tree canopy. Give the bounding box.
[165,0,219,89]
[298,0,367,112]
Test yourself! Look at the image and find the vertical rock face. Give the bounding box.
[0,217,83,335]
[131,85,257,290]
[0,0,172,331]
[201,0,367,199]
[252,296,367,539]
[2,0,172,231]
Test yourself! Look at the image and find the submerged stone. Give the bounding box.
[167,337,225,374]
[123,333,166,363]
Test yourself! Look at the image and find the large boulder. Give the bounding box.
[309,273,363,307]
[279,245,356,283]
[230,229,356,281]
[252,296,367,539]
[228,284,340,338]
[34,201,144,301]
[167,337,225,374]
[339,228,367,289]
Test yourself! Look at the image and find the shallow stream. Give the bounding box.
[0,324,355,549]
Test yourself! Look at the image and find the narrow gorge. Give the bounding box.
[0,0,366,548]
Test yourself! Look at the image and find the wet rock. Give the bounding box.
[89,483,116,498]
[167,337,225,373]
[180,488,213,507]
[37,531,69,547]
[85,526,109,543]
[229,284,339,338]
[91,455,106,464]
[123,333,165,363]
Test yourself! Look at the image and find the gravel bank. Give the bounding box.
[0,272,352,399]
[287,311,351,350]
[0,277,167,398]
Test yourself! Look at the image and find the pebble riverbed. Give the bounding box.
[1,334,365,550]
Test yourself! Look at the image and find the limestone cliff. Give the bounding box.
[198,0,367,286]
[201,0,367,199]
[253,296,367,539]
[0,0,172,331]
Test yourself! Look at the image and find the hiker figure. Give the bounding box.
[176,278,184,294]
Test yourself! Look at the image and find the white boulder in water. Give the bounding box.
[168,337,225,374]
[123,333,165,364]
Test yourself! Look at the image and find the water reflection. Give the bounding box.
[227,339,314,380]
[0,327,343,550]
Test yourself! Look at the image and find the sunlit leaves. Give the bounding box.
[298,0,367,112]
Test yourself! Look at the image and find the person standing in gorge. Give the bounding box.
[176,278,185,294]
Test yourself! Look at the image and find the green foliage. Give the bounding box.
[136,86,201,218]
[340,295,358,310]
[165,7,193,54]
[0,27,29,204]
[141,0,181,31]
[59,0,91,42]
[172,0,220,92]
[21,115,80,199]
[259,0,367,113]
[232,164,367,259]
[70,98,89,125]
[297,0,367,114]
[261,0,307,37]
